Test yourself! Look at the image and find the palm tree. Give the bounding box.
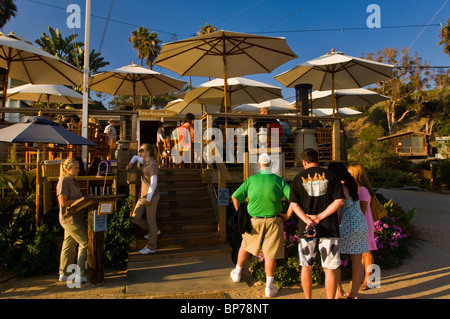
[0,0,17,30]
[129,26,151,67]
[129,27,161,69]
[197,23,217,36]
[438,17,450,56]
[35,27,109,75]
[145,32,161,70]
[35,27,82,62]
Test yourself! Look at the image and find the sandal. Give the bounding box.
[360,284,372,291]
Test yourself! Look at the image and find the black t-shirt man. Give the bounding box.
[288,148,345,238]
[290,166,344,238]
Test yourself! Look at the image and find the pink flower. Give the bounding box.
[258,251,265,262]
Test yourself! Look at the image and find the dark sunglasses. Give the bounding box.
[139,149,147,153]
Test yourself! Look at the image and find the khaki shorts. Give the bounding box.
[240,216,284,260]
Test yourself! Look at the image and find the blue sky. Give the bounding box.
[4,0,450,103]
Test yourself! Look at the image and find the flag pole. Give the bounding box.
[82,0,91,170]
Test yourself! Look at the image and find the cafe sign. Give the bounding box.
[138,109,178,118]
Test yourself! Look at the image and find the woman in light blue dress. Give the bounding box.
[329,162,369,299]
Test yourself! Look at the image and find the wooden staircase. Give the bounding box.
[128,168,230,262]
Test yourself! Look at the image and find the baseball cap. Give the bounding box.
[258,153,271,165]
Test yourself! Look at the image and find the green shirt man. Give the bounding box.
[230,153,291,299]
[232,168,291,217]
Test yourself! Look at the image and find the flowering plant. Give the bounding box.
[372,198,415,268]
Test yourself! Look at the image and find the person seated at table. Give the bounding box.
[67,115,80,131]
[254,107,281,128]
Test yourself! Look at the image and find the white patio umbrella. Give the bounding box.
[233,98,295,114]
[89,62,187,110]
[6,84,93,106]
[163,98,221,115]
[274,50,393,115]
[311,108,362,118]
[309,88,389,108]
[182,77,283,110]
[154,30,297,113]
[0,32,83,119]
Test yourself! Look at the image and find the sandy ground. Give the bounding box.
[1,188,449,300]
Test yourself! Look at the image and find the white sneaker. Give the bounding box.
[59,274,68,282]
[139,247,156,255]
[265,286,279,298]
[230,269,241,283]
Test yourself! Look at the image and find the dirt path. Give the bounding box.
[1,189,449,299]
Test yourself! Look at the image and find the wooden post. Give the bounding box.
[332,118,341,161]
[131,113,138,142]
[217,162,231,243]
[87,208,105,286]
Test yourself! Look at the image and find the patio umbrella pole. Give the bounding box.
[331,70,336,116]
[133,82,136,111]
[35,144,42,227]
[1,57,11,121]
[81,0,92,171]
[223,54,228,114]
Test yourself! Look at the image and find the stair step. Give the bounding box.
[159,168,201,177]
[157,208,216,221]
[158,179,204,188]
[132,232,221,251]
[157,219,218,235]
[128,244,231,263]
[158,186,207,197]
[157,196,212,209]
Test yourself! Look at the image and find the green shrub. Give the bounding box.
[104,196,136,269]
[436,159,450,187]
[367,167,420,188]
[14,223,59,277]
